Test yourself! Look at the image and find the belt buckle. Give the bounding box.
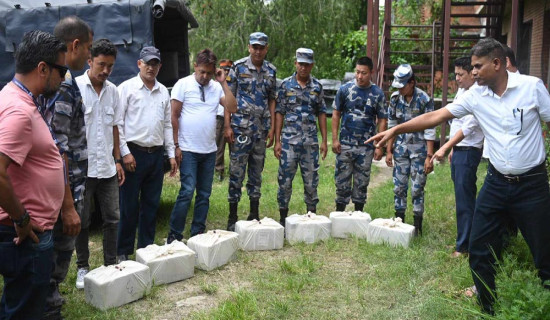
[503,174,520,183]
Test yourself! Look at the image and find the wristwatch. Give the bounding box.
[12,209,30,228]
[115,158,123,164]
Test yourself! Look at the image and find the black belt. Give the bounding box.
[128,142,163,153]
[453,146,481,152]
[488,161,547,184]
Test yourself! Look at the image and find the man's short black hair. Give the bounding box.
[196,48,217,67]
[454,56,472,72]
[470,37,506,64]
[15,30,67,74]
[504,45,517,68]
[54,16,92,44]
[90,39,117,59]
[356,56,373,71]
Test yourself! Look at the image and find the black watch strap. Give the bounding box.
[12,209,30,227]
[115,158,123,164]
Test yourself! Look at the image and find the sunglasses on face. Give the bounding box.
[46,61,68,78]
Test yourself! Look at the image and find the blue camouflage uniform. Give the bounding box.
[334,80,387,206]
[276,72,326,211]
[388,87,435,216]
[227,56,277,203]
[44,70,88,307]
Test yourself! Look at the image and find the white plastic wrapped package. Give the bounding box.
[136,240,195,285]
[285,212,331,244]
[84,260,151,310]
[366,218,415,248]
[329,211,372,239]
[186,230,239,271]
[235,217,284,251]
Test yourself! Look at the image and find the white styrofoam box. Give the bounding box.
[329,211,372,239]
[235,217,284,251]
[135,240,195,285]
[84,260,151,310]
[285,212,331,244]
[186,230,239,271]
[366,218,415,248]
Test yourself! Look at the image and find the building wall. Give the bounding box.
[523,0,546,78]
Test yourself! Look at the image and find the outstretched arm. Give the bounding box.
[367,108,455,148]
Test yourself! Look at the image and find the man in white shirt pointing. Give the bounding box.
[367,37,550,314]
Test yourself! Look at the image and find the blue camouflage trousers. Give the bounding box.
[393,142,427,216]
[228,136,267,203]
[277,142,319,210]
[335,145,374,205]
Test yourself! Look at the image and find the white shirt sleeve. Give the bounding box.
[163,89,175,158]
[446,90,472,119]
[460,115,480,137]
[536,80,550,122]
[170,79,185,102]
[117,83,131,157]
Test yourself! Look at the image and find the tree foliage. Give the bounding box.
[187,0,365,79]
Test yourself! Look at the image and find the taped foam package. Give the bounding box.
[235,217,284,251]
[136,240,195,285]
[329,211,372,239]
[187,230,239,271]
[285,212,331,244]
[84,260,151,310]
[366,217,415,248]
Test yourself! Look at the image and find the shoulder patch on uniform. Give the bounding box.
[266,61,276,71]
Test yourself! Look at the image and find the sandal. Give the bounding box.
[464,285,477,298]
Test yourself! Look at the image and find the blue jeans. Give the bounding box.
[0,226,53,319]
[118,146,164,255]
[469,162,550,313]
[450,148,482,252]
[169,151,216,239]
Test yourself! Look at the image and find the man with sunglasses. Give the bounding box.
[166,49,236,243]
[116,46,176,261]
[0,30,67,319]
[41,16,93,319]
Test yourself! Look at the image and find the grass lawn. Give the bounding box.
[4,123,550,319]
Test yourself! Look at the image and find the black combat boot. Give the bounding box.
[336,203,346,212]
[307,206,316,213]
[395,211,405,223]
[247,199,260,221]
[279,208,289,228]
[413,215,423,236]
[354,203,364,212]
[227,202,238,231]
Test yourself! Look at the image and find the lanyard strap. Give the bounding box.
[12,78,67,183]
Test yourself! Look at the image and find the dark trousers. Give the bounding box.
[450,148,482,252]
[0,226,53,319]
[215,116,226,173]
[169,151,216,239]
[469,162,550,313]
[77,175,119,268]
[117,146,164,255]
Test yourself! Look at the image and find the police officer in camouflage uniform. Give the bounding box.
[42,16,93,319]
[274,48,327,225]
[332,56,387,213]
[225,32,277,230]
[386,64,435,235]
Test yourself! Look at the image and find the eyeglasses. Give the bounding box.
[199,85,205,102]
[141,60,160,68]
[45,61,68,78]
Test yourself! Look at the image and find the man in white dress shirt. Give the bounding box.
[116,46,177,261]
[368,38,550,314]
[75,39,124,288]
[432,56,484,258]
[166,49,237,243]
